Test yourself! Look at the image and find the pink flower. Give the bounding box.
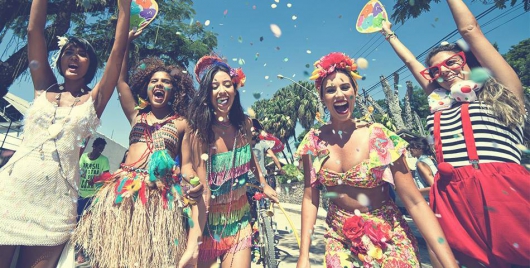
[325,253,341,268]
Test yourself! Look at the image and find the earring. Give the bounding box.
[81,88,85,93]
[134,96,150,110]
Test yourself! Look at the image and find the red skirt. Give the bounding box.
[430,162,530,267]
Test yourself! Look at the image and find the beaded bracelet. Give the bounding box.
[384,31,397,40]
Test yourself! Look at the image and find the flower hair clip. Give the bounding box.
[309,52,363,91]
[194,55,246,89]
[50,36,69,68]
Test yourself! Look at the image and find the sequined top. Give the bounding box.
[295,123,408,188]
[129,112,180,153]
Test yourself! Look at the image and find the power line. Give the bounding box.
[363,5,526,99]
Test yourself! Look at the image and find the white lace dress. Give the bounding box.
[0,91,99,246]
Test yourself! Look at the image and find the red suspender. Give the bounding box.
[434,111,444,164]
[433,103,479,168]
[460,103,480,168]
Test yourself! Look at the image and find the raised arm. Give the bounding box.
[446,0,523,103]
[117,29,143,124]
[381,20,438,95]
[90,0,131,118]
[392,156,458,268]
[296,154,320,268]
[27,0,57,96]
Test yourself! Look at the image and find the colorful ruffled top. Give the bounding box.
[295,123,408,188]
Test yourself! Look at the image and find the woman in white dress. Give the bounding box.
[0,0,131,267]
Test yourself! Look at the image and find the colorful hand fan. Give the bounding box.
[129,0,159,30]
[356,0,388,33]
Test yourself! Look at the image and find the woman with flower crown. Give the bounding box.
[382,1,529,267]
[295,52,457,268]
[187,55,279,267]
[0,0,131,266]
[74,29,204,268]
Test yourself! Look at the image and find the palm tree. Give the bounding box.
[251,81,319,162]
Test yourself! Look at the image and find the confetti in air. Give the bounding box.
[270,24,282,38]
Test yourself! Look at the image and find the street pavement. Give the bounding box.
[266,202,433,268]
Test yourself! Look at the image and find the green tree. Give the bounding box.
[391,0,529,25]
[0,0,217,97]
[408,85,430,119]
[504,38,530,87]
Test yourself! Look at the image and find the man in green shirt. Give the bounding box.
[77,137,110,263]
[78,137,110,218]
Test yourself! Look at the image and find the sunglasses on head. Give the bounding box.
[420,51,466,81]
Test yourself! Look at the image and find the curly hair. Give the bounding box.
[129,57,195,117]
[426,44,524,129]
[188,64,246,145]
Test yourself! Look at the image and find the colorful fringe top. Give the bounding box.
[208,144,252,186]
[295,123,408,188]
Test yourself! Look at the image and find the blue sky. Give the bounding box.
[3,0,529,148]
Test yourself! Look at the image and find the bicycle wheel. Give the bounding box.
[259,213,278,268]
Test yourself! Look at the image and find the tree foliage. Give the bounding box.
[504,38,530,87]
[0,0,217,97]
[251,81,319,161]
[391,0,529,24]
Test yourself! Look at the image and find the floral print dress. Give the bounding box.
[296,123,419,268]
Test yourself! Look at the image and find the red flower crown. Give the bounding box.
[194,55,246,88]
[310,52,362,91]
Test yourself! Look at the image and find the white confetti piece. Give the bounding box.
[270,24,282,38]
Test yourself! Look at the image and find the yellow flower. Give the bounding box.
[367,246,383,260]
[367,106,374,113]
[358,253,366,262]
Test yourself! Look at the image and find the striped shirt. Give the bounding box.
[426,102,523,168]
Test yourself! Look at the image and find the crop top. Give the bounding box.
[129,112,180,154]
[295,123,408,188]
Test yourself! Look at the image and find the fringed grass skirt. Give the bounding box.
[73,168,187,268]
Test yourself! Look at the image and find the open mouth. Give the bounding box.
[152,89,165,102]
[217,96,229,106]
[67,63,78,72]
[333,101,349,115]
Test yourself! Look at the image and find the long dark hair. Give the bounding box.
[56,36,98,84]
[188,64,246,145]
[425,43,524,129]
[129,57,195,117]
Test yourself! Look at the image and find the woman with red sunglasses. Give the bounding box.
[382,1,529,267]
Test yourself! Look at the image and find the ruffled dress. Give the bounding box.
[0,90,99,245]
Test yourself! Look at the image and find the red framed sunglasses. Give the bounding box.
[420,51,466,81]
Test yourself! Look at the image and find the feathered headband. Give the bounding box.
[194,55,246,88]
[309,52,362,91]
